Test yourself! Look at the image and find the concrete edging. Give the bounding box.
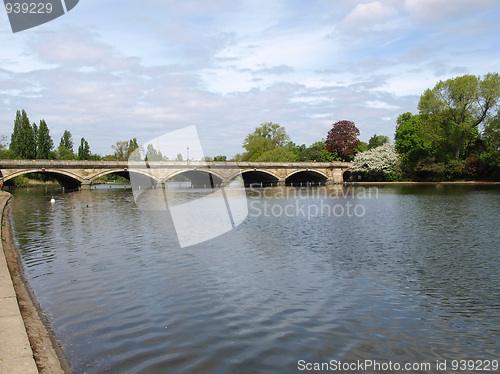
[0,191,69,374]
[0,192,38,373]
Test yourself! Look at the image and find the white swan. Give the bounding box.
[50,196,55,204]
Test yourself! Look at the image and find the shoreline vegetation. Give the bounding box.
[0,192,70,373]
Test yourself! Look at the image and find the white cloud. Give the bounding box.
[340,1,398,29]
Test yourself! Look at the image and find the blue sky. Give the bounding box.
[1,0,499,158]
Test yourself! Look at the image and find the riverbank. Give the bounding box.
[0,192,69,374]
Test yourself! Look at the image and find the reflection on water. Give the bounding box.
[8,185,500,373]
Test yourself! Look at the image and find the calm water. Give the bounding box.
[8,184,500,373]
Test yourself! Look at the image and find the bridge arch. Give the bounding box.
[285,169,328,186]
[1,168,83,189]
[164,169,225,188]
[235,169,280,187]
[89,169,160,184]
[343,170,354,182]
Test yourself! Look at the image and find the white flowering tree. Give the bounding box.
[352,143,400,181]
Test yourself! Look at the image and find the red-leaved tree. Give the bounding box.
[325,120,361,161]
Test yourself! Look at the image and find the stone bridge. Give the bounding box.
[0,160,353,189]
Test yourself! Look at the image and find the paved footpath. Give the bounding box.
[0,192,38,374]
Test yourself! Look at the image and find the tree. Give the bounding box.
[352,143,400,181]
[112,141,128,160]
[255,146,298,162]
[483,111,500,152]
[325,120,361,161]
[0,136,14,158]
[395,113,433,164]
[418,73,500,160]
[242,122,291,161]
[36,120,54,159]
[10,110,23,157]
[146,144,164,161]
[128,138,139,157]
[78,138,91,160]
[59,129,73,152]
[477,110,500,180]
[10,109,36,159]
[20,116,36,159]
[394,113,437,179]
[368,134,390,150]
[57,130,75,159]
[112,138,140,160]
[295,141,339,162]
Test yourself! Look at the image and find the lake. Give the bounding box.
[8,184,500,373]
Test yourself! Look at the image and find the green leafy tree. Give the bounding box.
[58,130,75,159]
[256,146,298,162]
[418,73,500,160]
[113,138,140,160]
[483,111,500,152]
[78,138,91,160]
[112,140,129,160]
[10,110,36,159]
[57,146,75,160]
[477,110,500,180]
[10,110,22,157]
[0,136,14,158]
[394,113,436,179]
[128,138,139,157]
[36,120,54,159]
[230,153,244,161]
[367,134,390,150]
[296,141,339,162]
[146,144,164,161]
[59,129,73,151]
[242,122,291,161]
[395,113,433,164]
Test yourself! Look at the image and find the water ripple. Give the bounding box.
[8,186,500,373]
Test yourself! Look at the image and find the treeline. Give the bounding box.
[2,109,97,160]
[230,120,386,163]
[234,73,500,181]
[0,109,143,161]
[392,73,500,181]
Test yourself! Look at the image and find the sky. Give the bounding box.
[1,0,500,158]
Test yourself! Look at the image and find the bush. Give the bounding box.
[352,143,400,181]
[12,176,31,187]
[478,151,500,181]
[444,160,465,181]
